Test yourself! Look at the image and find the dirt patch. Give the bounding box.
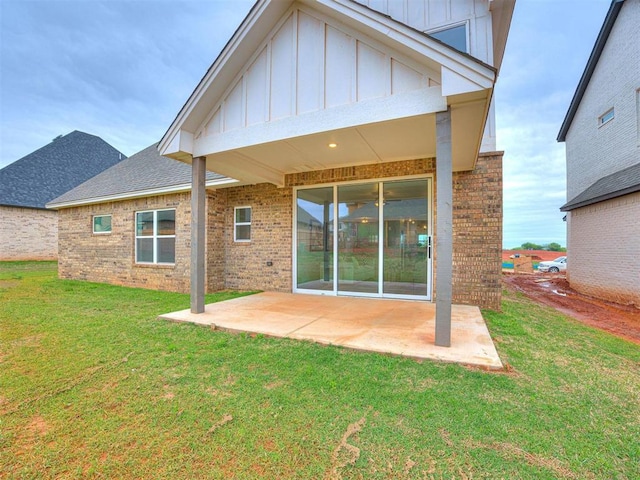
[327,409,371,479]
[503,273,640,345]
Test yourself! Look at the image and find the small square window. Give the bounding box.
[599,108,614,126]
[234,206,251,242]
[93,215,112,234]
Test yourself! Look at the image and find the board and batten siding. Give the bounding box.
[197,7,439,141]
[353,0,494,64]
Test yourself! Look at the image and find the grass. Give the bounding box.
[1,262,638,479]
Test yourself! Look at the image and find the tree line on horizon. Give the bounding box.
[509,242,566,252]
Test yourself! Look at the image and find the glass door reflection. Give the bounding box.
[337,183,379,294]
[296,187,333,291]
[382,180,429,296]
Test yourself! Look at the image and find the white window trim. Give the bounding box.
[135,208,176,265]
[234,206,252,242]
[599,107,614,127]
[425,20,470,54]
[92,214,112,234]
[292,173,434,300]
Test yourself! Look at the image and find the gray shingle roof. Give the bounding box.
[48,143,232,208]
[0,130,127,209]
[561,162,640,211]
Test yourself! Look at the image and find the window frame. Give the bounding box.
[426,21,469,54]
[234,206,252,243]
[599,107,615,126]
[92,214,112,234]
[134,208,176,265]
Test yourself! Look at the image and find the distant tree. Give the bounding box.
[546,242,564,252]
[520,242,542,250]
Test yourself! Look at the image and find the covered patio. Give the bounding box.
[160,292,503,369]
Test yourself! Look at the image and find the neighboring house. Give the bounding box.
[49,0,515,347]
[558,0,640,306]
[0,131,126,260]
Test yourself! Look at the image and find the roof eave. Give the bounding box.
[159,0,497,160]
[557,0,625,142]
[560,183,640,211]
[46,177,238,210]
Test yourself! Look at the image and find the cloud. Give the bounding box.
[0,0,254,163]
[0,0,612,250]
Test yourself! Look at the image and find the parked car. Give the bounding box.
[538,256,567,273]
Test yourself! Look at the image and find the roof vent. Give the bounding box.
[52,135,63,142]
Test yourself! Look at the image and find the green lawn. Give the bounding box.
[1,262,638,479]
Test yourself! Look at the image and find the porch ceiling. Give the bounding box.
[198,90,487,187]
[202,114,437,186]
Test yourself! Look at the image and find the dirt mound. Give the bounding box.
[503,273,640,345]
[502,250,564,262]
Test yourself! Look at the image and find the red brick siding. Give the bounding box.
[451,152,503,310]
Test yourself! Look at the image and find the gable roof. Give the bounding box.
[159,0,498,167]
[47,143,235,209]
[560,161,640,211]
[0,130,127,209]
[557,0,625,142]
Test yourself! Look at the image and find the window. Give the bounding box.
[599,108,614,126]
[93,215,112,234]
[636,89,640,144]
[427,22,468,53]
[234,206,251,242]
[135,209,175,264]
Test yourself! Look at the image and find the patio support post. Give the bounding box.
[190,156,206,314]
[435,108,452,347]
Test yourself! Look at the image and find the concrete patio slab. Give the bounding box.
[159,292,503,369]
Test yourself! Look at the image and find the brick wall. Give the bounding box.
[452,152,503,310]
[207,189,227,292]
[222,184,293,292]
[567,191,640,306]
[287,155,503,309]
[58,193,192,292]
[0,206,58,260]
[56,154,503,309]
[565,0,640,199]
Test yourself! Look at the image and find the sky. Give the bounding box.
[0,0,612,249]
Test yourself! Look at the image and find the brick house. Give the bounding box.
[0,131,126,260]
[558,0,640,306]
[49,0,514,346]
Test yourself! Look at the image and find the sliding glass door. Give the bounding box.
[296,187,333,291]
[295,178,431,299]
[337,183,379,294]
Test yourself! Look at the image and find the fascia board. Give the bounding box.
[46,178,238,210]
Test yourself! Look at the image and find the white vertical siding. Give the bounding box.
[356,42,387,101]
[223,81,244,131]
[270,14,296,120]
[325,25,355,108]
[296,12,324,115]
[391,59,424,94]
[245,48,269,126]
[196,6,437,141]
[353,0,493,65]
